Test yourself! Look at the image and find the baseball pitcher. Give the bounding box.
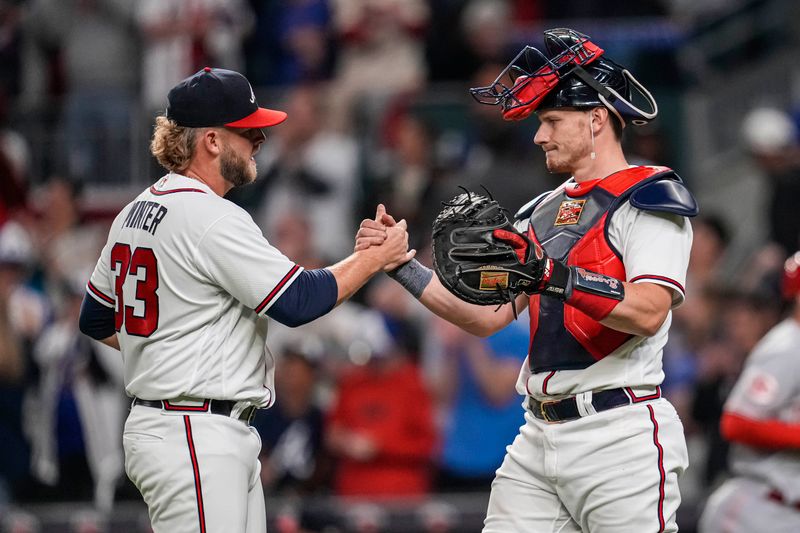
[79,67,412,533]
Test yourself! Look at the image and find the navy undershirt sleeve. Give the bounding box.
[267,268,338,327]
[79,293,116,340]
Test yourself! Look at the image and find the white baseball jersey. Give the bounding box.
[699,319,800,533]
[515,193,693,399]
[86,172,303,406]
[725,318,800,499]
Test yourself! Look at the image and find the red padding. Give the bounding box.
[721,412,800,450]
[566,288,622,321]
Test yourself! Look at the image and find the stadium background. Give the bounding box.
[1,0,799,531]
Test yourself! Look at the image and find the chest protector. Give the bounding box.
[525,166,676,373]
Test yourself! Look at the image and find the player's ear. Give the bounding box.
[201,128,222,156]
[591,107,607,133]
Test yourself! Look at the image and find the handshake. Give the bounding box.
[354,195,558,305]
[353,204,416,273]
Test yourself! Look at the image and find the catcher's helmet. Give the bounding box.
[470,28,657,126]
[782,251,800,301]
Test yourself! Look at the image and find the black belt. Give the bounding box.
[528,386,661,423]
[132,398,257,424]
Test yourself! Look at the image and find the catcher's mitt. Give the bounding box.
[431,190,543,307]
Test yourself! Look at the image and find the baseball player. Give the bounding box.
[698,253,800,533]
[357,28,696,532]
[78,67,412,533]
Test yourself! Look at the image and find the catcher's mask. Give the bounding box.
[469,28,657,126]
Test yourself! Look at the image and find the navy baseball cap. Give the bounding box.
[166,67,287,128]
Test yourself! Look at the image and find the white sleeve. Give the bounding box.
[607,203,693,307]
[195,210,303,315]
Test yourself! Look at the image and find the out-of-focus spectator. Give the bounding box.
[0,86,29,226]
[24,269,125,513]
[137,0,254,115]
[458,62,551,210]
[459,0,514,74]
[25,0,140,183]
[269,211,326,270]
[691,290,781,488]
[426,315,526,492]
[237,84,358,262]
[0,221,44,509]
[246,0,334,87]
[0,143,27,226]
[253,343,329,496]
[0,1,22,106]
[698,252,800,533]
[665,214,731,431]
[426,0,535,82]
[328,0,429,132]
[363,111,453,251]
[626,121,670,167]
[686,214,731,292]
[740,106,800,255]
[30,177,105,307]
[325,325,437,499]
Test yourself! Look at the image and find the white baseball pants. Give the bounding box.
[123,404,265,533]
[484,398,688,532]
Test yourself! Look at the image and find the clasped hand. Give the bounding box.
[355,204,416,272]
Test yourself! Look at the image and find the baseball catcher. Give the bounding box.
[357,26,698,533]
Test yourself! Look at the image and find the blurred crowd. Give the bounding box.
[1,0,800,532]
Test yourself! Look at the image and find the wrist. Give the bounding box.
[358,248,388,275]
[562,266,625,321]
[538,259,572,300]
[387,258,432,298]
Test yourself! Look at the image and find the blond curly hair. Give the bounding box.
[150,116,198,173]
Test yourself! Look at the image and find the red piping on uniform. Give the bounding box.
[541,371,556,395]
[87,282,115,305]
[149,186,207,196]
[255,264,300,313]
[183,416,207,533]
[629,275,685,295]
[647,405,666,533]
[625,386,661,403]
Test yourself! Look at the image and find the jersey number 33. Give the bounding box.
[111,243,159,337]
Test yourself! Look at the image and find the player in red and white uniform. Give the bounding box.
[699,253,800,533]
[79,67,412,533]
[357,28,696,532]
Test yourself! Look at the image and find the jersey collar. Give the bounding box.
[150,173,213,196]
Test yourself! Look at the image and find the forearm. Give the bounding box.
[417,276,522,337]
[598,282,672,337]
[328,251,383,305]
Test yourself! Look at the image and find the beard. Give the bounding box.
[220,143,256,187]
[543,137,592,174]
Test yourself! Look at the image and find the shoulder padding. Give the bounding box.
[629,179,699,217]
[514,190,553,221]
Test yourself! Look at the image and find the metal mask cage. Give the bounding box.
[469,28,603,113]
